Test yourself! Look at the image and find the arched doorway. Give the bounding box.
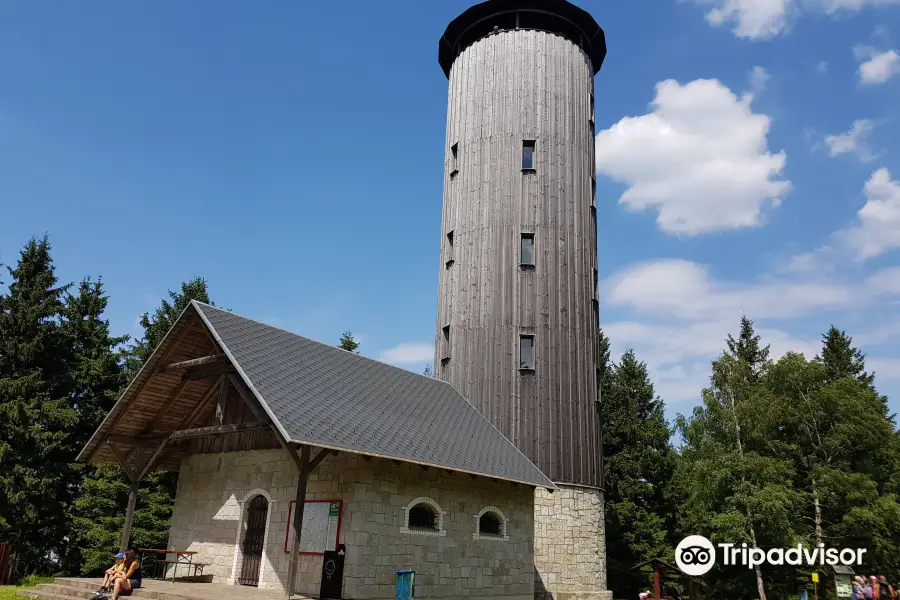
[238,495,269,586]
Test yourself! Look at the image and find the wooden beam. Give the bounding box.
[168,422,267,442]
[226,374,268,423]
[173,375,225,431]
[120,481,139,553]
[137,437,170,481]
[106,434,164,448]
[108,443,138,483]
[182,366,235,381]
[286,445,312,598]
[157,353,226,374]
[309,448,332,471]
[145,378,192,432]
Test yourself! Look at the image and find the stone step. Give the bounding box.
[51,580,157,600]
[17,590,81,600]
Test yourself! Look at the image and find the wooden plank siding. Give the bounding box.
[80,308,278,473]
[435,29,602,487]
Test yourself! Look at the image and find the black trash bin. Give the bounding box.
[319,544,346,599]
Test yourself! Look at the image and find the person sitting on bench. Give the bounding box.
[109,549,142,600]
[94,553,126,594]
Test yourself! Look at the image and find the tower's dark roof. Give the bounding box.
[438,0,607,78]
[191,302,554,488]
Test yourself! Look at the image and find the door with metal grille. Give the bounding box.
[238,495,268,586]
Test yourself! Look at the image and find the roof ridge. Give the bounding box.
[190,300,456,389]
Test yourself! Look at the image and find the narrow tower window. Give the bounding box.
[442,325,451,359]
[446,230,454,268]
[591,177,596,207]
[450,143,459,176]
[589,91,595,129]
[519,335,535,371]
[593,268,598,299]
[520,234,535,267]
[522,140,536,171]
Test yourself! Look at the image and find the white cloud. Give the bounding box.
[378,342,434,364]
[825,119,879,162]
[689,0,900,39]
[601,257,900,406]
[595,78,790,236]
[868,357,900,379]
[602,259,874,321]
[817,60,830,73]
[692,0,795,40]
[838,168,900,259]
[817,0,900,12]
[854,46,900,84]
[749,66,771,92]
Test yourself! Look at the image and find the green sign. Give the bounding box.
[329,502,340,517]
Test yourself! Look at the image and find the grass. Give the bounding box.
[0,586,27,600]
[0,576,55,600]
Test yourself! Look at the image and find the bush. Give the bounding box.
[19,575,53,587]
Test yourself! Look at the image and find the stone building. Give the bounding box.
[78,301,552,600]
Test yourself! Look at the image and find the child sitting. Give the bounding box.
[95,553,126,595]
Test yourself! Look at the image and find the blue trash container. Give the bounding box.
[396,569,415,600]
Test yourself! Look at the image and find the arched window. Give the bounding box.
[409,503,438,530]
[474,506,508,540]
[401,497,445,536]
[479,512,503,536]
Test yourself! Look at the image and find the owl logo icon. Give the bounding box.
[675,535,715,576]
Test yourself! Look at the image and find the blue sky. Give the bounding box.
[1,0,899,422]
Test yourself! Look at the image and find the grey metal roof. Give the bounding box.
[192,302,554,489]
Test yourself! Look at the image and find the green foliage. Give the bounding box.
[338,331,360,353]
[0,237,80,571]
[602,346,675,598]
[816,326,874,385]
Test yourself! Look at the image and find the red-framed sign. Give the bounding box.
[283,499,343,556]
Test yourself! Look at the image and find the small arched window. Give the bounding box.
[479,512,503,536]
[401,497,445,536]
[408,503,438,530]
[474,506,508,540]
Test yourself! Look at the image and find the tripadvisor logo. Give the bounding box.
[675,535,867,576]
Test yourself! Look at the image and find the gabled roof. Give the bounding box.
[81,301,554,489]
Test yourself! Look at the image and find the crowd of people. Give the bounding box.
[852,576,898,600]
[91,549,142,600]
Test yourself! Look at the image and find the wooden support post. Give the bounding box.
[120,481,139,553]
[286,445,311,599]
[654,567,662,600]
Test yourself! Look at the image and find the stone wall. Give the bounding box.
[533,486,613,600]
[168,449,535,600]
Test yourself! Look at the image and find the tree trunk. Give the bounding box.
[728,381,768,600]
[813,488,824,547]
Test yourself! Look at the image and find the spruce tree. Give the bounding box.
[0,237,77,572]
[602,349,673,598]
[59,278,128,573]
[338,331,360,353]
[724,315,770,382]
[816,325,873,385]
